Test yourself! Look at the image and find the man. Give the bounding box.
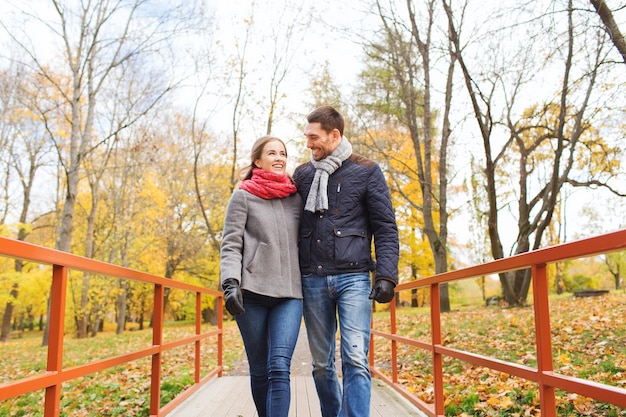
[293,105,399,417]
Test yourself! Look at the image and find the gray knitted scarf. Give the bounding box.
[304,136,353,213]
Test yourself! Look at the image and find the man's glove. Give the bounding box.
[222,278,245,316]
[368,279,396,303]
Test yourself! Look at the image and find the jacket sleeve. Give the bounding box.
[367,164,400,283]
[220,191,248,285]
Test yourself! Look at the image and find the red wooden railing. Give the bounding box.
[0,236,224,417]
[369,228,626,417]
[2,230,625,416]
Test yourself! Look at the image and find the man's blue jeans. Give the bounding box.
[235,291,302,417]
[302,273,372,417]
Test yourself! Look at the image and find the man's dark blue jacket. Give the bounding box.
[293,153,399,284]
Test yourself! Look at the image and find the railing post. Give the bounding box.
[217,294,223,377]
[431,283,444,416]
[390,298,398,384]
[44,265,68,417]
[532,263,556,417]
[150,283,164,416]
[195,292,201,383]
[369,303,375,370]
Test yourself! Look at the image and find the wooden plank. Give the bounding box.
[220,377,257,417]
[292,376,321,417]
[168,376,427,417]
[371,379,426,417]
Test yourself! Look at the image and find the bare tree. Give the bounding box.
[604,251,624,290]
[443,0,625,305]
[226,15,253,191]
[0,66,51,341]
[262,2,312,135]
[356,0,458,311]
[187,28,223,254]
[1,0,202,345]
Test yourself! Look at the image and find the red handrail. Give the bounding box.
[0,236,223,417]
[370,229,626,417]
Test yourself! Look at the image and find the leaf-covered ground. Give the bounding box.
[0,321,244,417]
[1,292,624,416]
[372,291,626,416]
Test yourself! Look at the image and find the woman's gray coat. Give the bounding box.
[220,189,302,299]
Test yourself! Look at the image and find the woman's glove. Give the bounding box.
[221,278,245,316]
[368,279,396,303]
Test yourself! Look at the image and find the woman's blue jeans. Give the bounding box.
[235,291,302,417]
[302,273,372,417]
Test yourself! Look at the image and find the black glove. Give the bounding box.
[368,279,396,303]
[222,278,245,316]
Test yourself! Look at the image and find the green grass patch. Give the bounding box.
[0,321,241,416]
[373,291,626,416]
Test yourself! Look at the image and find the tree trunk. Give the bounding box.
[76,274,90,339]
[589,0,626,65]
[0,283,18,342]
[116,280,128,334]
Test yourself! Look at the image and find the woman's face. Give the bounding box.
[255,140,287,174]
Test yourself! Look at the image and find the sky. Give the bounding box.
[206,0,368,142]
[1,0,625,264]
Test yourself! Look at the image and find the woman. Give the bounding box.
[220,135,302,417]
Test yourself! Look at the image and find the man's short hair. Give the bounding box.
[307,105,344,136]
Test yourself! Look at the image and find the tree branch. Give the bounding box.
[590,0,626,65]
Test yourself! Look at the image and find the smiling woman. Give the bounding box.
[219,135,303,417]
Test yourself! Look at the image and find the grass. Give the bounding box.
[1,292,625,416]
[0,320,243,416]
[372,290,626,416]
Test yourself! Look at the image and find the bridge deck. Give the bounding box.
[169,325,427,416]
[168,375,426,417]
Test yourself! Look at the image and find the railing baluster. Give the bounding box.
[390,298,398,384]
[195,292,201,383]
[533,263,556,417]
[430,283,444,416]
[150,283,164,416]
[44,264,68,417]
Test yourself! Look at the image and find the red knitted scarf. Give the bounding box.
[239,168,297,199]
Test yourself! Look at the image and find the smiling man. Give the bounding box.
[293,105,400,417]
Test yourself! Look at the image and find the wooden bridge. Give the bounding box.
[0,230,625,416]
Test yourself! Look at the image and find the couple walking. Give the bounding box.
[219,105,400,417]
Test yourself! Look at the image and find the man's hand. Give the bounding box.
[368,279,396,303]
[222,278,245,316]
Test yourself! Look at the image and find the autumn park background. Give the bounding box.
[0,0,625,415]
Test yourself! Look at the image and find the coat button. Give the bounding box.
[337,230,342,235]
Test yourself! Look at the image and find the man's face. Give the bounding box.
[304,122,340,161]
